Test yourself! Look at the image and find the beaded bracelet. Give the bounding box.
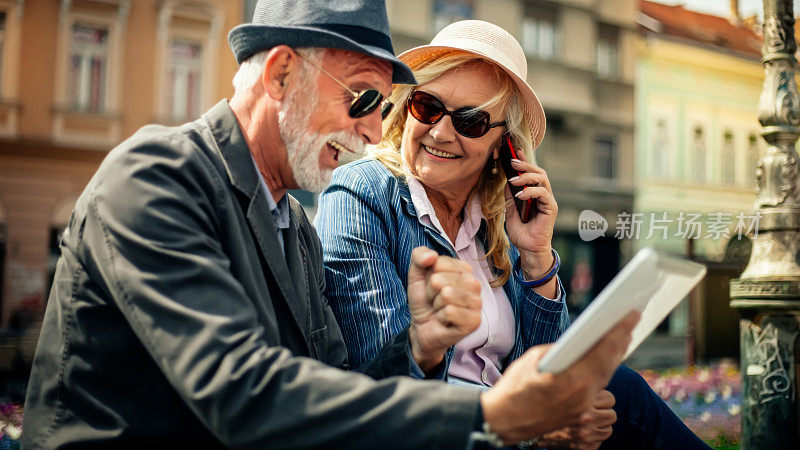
[514,248,560,288]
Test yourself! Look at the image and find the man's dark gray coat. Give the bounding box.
[23,101,479,449]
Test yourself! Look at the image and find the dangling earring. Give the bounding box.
[491,158,499,175]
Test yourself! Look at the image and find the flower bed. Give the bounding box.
[639,360,741,448]
[0,402,22,450]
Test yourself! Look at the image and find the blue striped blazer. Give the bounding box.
[315,158,570,371]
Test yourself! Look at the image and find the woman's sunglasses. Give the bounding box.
[295,51,393,120]
[406,90,506,138]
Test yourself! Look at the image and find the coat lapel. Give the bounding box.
[398,179,457,257]
[285,201,310,310]
[203,100,310,349]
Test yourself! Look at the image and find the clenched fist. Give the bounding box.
[406,246,482,373]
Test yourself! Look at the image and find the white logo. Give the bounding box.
[579,210,607,241]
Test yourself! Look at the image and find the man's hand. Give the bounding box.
[406,246,482,373]
[539,390,617,450]
[479,311,640,445]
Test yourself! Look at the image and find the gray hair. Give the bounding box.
[232,47,327,93]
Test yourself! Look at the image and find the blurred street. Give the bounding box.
[627,333,689,370]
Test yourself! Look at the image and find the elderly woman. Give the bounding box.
[316,21,709,450]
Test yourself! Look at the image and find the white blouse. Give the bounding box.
[406,175,515,386]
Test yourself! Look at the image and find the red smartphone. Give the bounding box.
[498,134,536,223]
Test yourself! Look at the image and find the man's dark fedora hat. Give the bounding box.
[228,0,416,85]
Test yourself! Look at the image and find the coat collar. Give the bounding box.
[203,100,310,346]
[397,172,488,245]
[205,100,261,201]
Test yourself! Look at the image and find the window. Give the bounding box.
[596,26,619,79]
[432,0,473,34]
[691,126,706,183]
[68,24,109,112]
[594,136,616,179]
[155,2,223,124]
[166,39,203,121]
[0,0,26,136]
[652,118,670,177]
[53,0,130,146]
[748,133,760,185]
[721,130,735,184]
[522,3,558,59]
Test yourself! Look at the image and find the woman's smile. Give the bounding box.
[422,144,460,160]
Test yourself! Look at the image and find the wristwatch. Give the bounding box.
[470,421,541,449]
[517,436,540,448]
[469,421,505,448]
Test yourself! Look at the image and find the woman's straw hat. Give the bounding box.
[398,20,546,148]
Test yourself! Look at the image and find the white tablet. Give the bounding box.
[537,247,707,374]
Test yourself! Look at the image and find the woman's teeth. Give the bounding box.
[423,144,459,159]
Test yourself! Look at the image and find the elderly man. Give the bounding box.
[23,1,636,448]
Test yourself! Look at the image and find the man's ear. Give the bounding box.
[262,45,297,101]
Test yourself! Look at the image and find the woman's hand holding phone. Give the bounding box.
[500,136,559,294]
[499,135,536,223]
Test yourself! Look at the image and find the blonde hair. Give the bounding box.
[372,50,534,287]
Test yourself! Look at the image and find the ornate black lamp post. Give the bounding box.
[729,1,800,447]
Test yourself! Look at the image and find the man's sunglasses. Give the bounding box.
[406,90,506,138]
[295,51,394,120]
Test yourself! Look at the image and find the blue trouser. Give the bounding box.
[600,366,711,449]
[464,366,711,449]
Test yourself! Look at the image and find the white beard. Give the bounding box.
[278,76,365,193]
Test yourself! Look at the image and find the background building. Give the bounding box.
[634,1,763,355]
[636,0,763,260]
[0,0,749,372]
[384,0,638,317]
[0,0,244,353]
